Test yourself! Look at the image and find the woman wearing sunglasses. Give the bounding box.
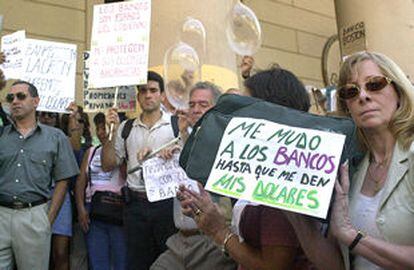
[286,51,414,270]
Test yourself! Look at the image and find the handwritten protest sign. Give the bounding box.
[143,153,199,202]
[1,30,26,79]
[83,51,136,112]
[20,39,77,113]
[88,0,151,88]
[205,117,346,219]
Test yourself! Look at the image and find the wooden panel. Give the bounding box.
[75,73,83,104]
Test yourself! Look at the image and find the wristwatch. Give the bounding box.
[349,230,365,251]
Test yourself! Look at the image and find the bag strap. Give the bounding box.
[170,115,179,138]
[121,116,179,161]
[121,118,135,160]
[87,145,101,187]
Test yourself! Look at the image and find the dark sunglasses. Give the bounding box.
[338,76,392,100]
[6,92,28,103]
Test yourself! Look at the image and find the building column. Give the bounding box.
[334,0,414,77]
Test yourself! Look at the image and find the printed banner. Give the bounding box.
[88,0,151,88]
[205,117,346,219]
[143,153,199,202]
[1,30,26,79]
[83,51,136,112]
[21,39,77,112]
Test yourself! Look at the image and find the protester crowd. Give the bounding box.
[0,49,414,270]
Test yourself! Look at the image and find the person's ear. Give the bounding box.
[33,96,40,108]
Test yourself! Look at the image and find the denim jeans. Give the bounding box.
[125,197,176,270]
[85,205,127,270]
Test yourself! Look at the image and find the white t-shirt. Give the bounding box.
[86,146,123,202]
[349,189,385,270]
[114,112,176,192]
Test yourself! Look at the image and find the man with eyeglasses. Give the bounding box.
[0,80,79,270]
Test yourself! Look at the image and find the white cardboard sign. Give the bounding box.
[21,39,77,112]
[143,153,199,202]
[205,117,346,219]
[88,0,151,88]
[1,30,26,79]
[83,51,136,112]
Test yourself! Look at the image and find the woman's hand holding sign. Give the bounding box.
[177,184,229,244]
[330,161,355,245]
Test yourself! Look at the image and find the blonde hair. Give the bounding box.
[336,51,414,150]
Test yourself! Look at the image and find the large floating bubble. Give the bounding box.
[226,1,262,56]
[163,42,201,109]
[180,17,207,61]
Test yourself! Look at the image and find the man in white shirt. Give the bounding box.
[102,71,177,270]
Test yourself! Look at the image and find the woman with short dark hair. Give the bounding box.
[178,67,315,270]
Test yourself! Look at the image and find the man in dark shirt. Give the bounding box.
[0,80,79,270]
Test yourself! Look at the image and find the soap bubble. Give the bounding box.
[163,42,201,109]
[180,17,207,61]
[226,1,262,56]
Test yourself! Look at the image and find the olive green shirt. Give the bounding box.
[0,123,79,203]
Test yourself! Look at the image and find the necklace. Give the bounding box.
[366,155,391,193]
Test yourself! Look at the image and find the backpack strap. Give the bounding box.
[120,115,179,161]
[170,115,179,138]
[121,118,135,161]
[87,145,101,187]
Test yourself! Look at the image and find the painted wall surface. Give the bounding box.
[244,0,341,88]
[0,0,339,103]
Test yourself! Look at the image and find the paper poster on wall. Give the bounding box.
[205,117,346,219]
[143,153,199,202]
[83,51,136,112]
[88,0,151,88]
[1,30,26,79]
[21,39,77,113]
[340,21,366,58]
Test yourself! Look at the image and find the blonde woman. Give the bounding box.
[287,51,414,270]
